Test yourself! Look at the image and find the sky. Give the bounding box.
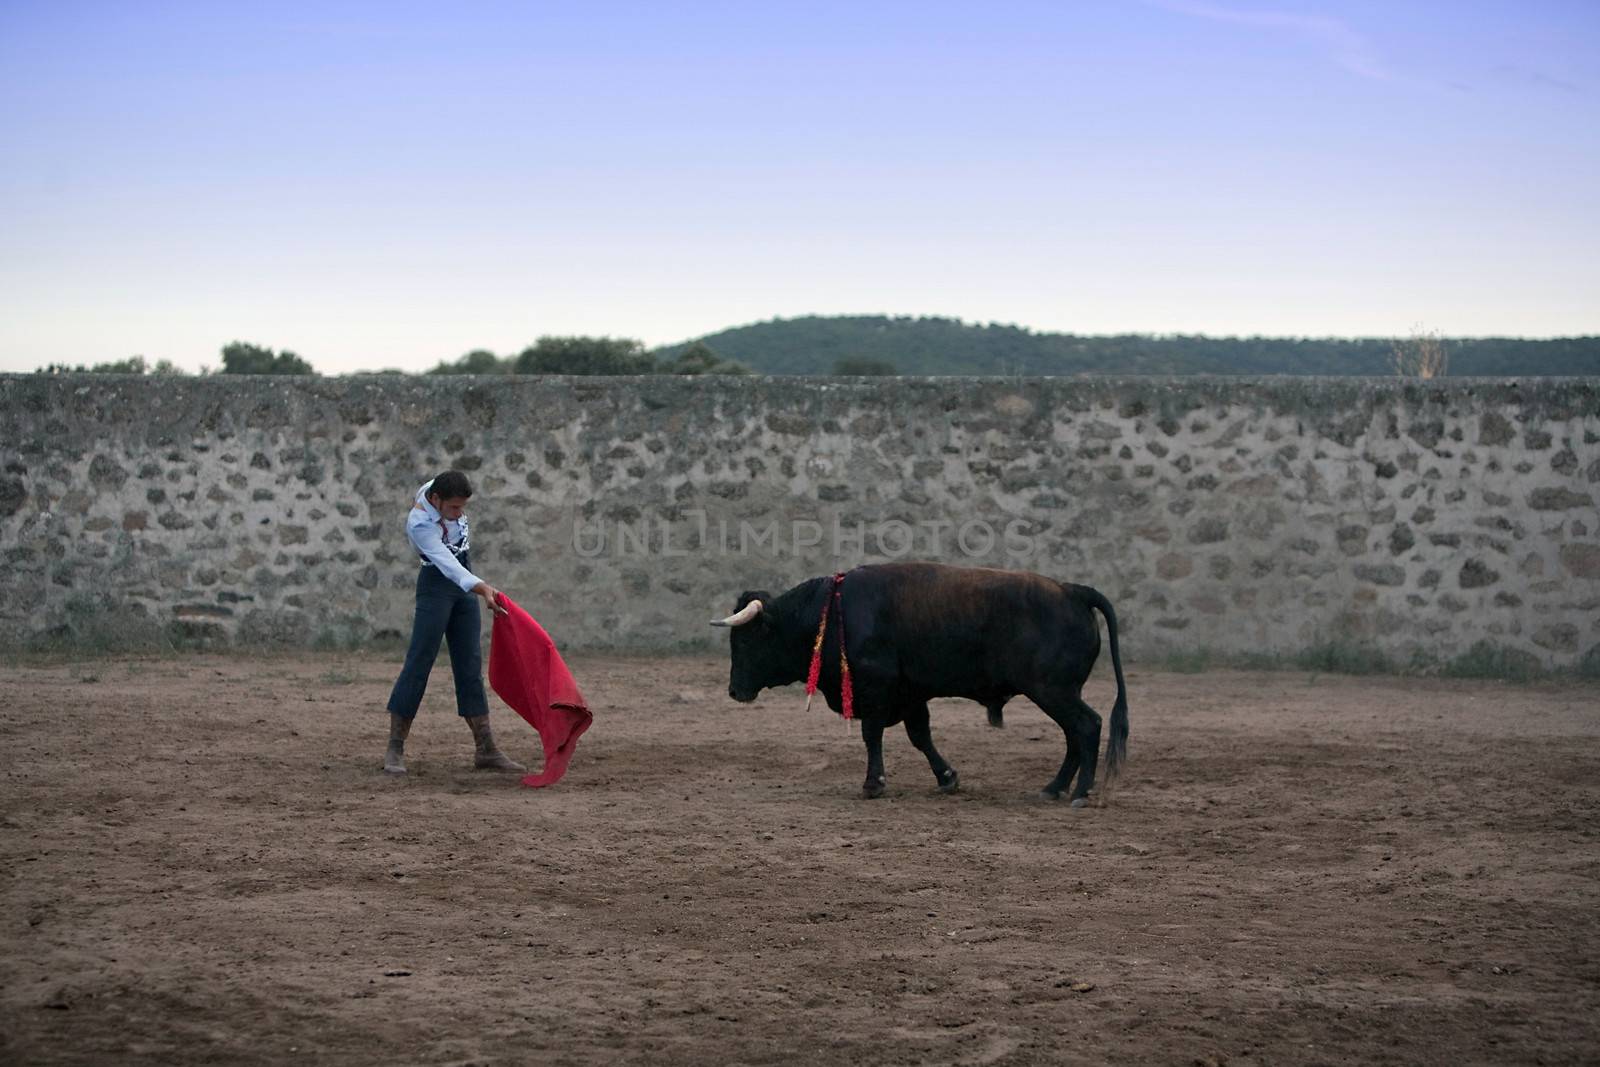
[1,0,1596,375]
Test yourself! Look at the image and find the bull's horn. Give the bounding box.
[710,600,763,627]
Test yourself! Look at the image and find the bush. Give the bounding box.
[1442,641,1543,682]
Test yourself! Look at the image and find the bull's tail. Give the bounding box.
[1082,586,1129,778]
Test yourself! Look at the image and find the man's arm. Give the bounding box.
[470,580,510,617]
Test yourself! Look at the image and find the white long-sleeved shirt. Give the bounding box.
[407,481,483,593]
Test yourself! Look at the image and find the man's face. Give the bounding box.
[431,495,469,521]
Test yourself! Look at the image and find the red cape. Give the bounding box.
[487,593,591,788]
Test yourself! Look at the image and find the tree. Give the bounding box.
[832,356,898,376]
[89,355,149,374]
[429,349,508,375]
[34,355,184,375]
[1391,327,1449,379]
[663,341,749,376]
[514,336,656,376]
[220,341,316,375]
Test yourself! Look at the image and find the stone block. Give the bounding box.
[1528,488,1592,511]
[1188,517,1229,544]
[1336,525,1368,556]
[1156,553,1193,580]
[1354,563,1406,586]
[1459,559,1500,589]
[1559,543,1600,579]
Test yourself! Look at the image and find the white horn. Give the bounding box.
[710,600,764,627]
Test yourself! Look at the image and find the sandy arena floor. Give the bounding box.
[2,652,1597,1065]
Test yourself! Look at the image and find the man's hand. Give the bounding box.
[473,582,510,617]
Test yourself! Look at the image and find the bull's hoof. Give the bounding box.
[862,776,887,800]
[938,769,961,795]
[1070,797,1088,809]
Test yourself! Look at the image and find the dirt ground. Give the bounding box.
[2,652,1598,1066]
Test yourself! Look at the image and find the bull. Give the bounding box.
[712,561,1128,804]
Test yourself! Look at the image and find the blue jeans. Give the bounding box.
[386,564,489,720]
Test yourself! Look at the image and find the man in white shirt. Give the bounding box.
[383,470,524,775]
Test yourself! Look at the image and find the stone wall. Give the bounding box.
[2,374,1597,669]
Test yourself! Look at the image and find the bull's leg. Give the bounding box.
[1067,699,1104,802]
[1041,730,1080,803]
[861,718,887,799]
[1035,692,1102,807]
[903,703,959,794]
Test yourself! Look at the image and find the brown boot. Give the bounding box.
[383,713,412,775]
[466,715,525,772]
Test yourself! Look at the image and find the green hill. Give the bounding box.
[653,315,1600,376]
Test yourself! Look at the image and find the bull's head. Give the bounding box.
[710,589,791,702]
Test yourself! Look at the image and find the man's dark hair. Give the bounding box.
[430,470,474,501]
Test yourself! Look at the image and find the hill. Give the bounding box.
[653,315,1600,376]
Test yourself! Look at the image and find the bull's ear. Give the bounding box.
[744,591,775,628]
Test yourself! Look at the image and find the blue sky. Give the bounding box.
[1,0,1595,373]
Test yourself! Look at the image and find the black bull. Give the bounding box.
[713,562,1128,804]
